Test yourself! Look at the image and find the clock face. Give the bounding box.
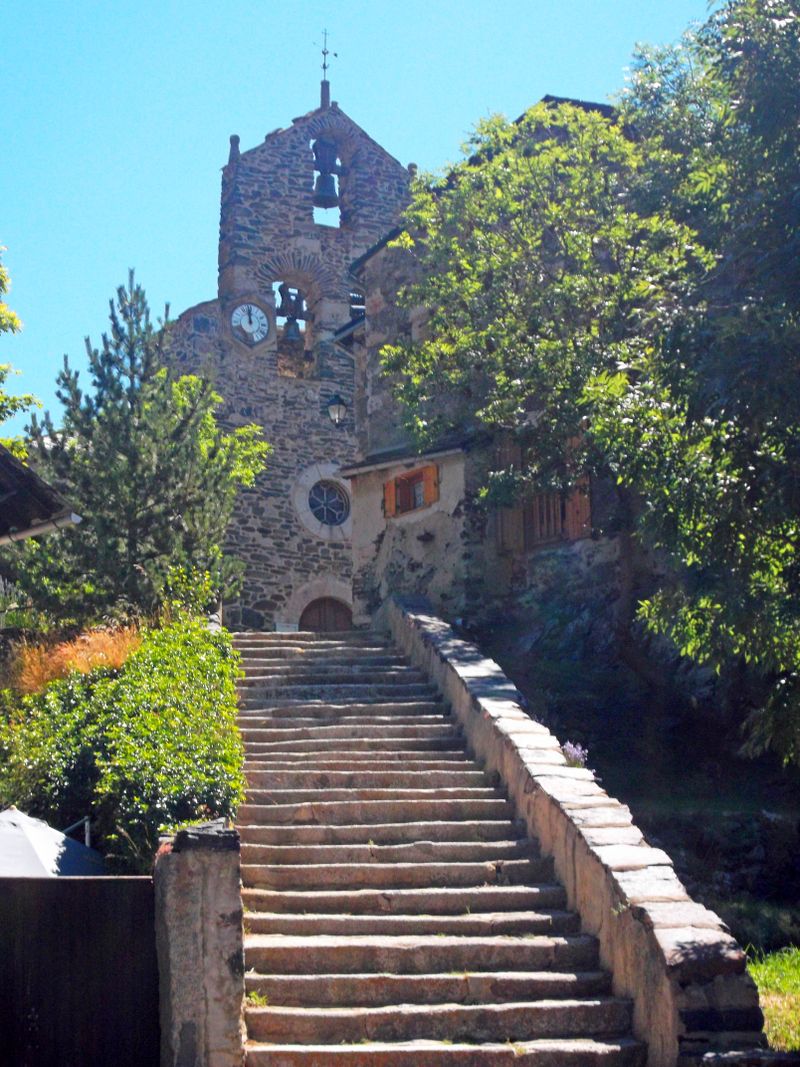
[231,303,269,346]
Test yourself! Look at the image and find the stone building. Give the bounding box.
[342,234,598,630]
[166,77,411,630]
[167,81,606,631]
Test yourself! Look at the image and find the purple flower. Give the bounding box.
[561,740,589,768]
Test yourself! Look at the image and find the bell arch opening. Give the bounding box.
[311,137,342,228]
[272,280,312,377]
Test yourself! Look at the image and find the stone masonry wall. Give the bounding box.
[354,240,420,459]
[348,451,468,626]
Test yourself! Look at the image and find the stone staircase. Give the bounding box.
[233,629,647,1066]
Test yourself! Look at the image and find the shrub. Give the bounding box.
[0,671,107,831]
[0,618,244,871]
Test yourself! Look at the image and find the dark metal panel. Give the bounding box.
[0,876,160,1067]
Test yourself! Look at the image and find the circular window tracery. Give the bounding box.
[308,480,350,526]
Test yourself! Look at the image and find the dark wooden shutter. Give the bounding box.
[496,436,524,554]
[564,476,591,540]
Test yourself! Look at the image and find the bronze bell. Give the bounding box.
[283,317,302,342]
[313,172,339,209]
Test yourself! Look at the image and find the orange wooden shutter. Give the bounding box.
[422,465,439,506]
[383,478,397,518]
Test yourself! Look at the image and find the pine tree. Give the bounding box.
[7,273,269,622]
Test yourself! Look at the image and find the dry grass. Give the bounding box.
[12,626,142,694]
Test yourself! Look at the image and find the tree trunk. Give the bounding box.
[613,487,670,708]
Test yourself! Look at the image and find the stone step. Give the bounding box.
[232,638,389,650]
[245,997,634,1045]
[243,933,600,975]
[240,723,457,742]
[244,908,580,938]
[242,737,463,755]
[238,667,425,685]
[243,754,473,771]
[240,694,439,709]
[236,647,392,658]
[244,969,611,1007]
[243,787,499,805]
[238,820,525,847]
[240,701,445,719]
[240,677,432,689]
[239,708,446,722]
[242,884,567,916]
[231,629,382,640]
[239,715,456,732]
[244,1038,646,1066]
[236,647,393,659]
[244,769,489,789]
[241,856,554,890]
[234,628,645,1065]
[241,837,531,866]
[239,683,438,702]
[243,750,471,767]
[238,653,407,667]
[241,742,462,759]
[237,798,515,826]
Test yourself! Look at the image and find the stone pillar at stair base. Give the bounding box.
[154,820,245,1067]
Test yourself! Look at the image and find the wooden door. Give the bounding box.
[299,598,353,632]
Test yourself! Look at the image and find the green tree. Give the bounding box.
[587,0,800,764]
[5,273,270,622]
[382,101,708,677]
[0,247,37,452]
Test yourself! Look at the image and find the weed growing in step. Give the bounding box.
[561,740,589,768]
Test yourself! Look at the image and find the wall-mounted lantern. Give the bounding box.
[327,393,348,427]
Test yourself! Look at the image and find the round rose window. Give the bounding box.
[308,480,350,526]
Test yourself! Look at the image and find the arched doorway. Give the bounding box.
[299,597,353,632]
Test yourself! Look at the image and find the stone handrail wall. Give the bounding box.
[386,596,765,1067]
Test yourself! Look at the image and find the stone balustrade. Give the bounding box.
[385,595,767,1067]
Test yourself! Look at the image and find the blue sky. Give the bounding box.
[1,0,709,434]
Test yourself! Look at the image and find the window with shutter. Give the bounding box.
[494,433,592,551]
[384,465,440,518]
[522,481,591,549]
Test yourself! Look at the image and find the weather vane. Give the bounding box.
[317,29,337,108]
[320,29,337,79]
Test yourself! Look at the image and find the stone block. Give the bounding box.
[154,821,245,1067]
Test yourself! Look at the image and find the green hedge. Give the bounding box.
[0,618,244,871]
